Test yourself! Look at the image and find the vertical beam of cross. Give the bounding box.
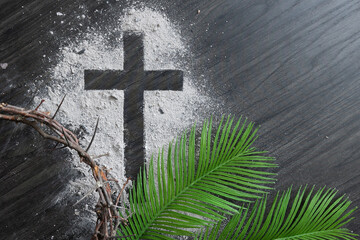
[84,31,183,179]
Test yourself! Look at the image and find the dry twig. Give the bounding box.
[0,101,130,240]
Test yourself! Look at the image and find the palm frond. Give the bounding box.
[118,116,277,239]
[197,186,358,240]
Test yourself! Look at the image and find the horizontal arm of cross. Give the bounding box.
[144,70,183,91]
[85,70,183,91]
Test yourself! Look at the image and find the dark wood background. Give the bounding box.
[1,0,359,239]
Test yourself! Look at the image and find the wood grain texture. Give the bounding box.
[1,0,359,239]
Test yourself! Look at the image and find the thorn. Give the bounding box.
[115,177,130,207]
[35,100,45,111]
[73,186,97,206]
[51,145,67,151]
[104,179,118,183]
[50,142,60,152]
[114,206,128,210]
[62,127,70,146]
[92,153,110,159]
[86,117,99,152]
[52,94,67,119]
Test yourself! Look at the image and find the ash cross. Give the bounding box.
[84,31,183,179]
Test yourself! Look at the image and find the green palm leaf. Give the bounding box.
[198,186,358,240]
[118,116,277,239]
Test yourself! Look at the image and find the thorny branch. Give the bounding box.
[0,101,130,240]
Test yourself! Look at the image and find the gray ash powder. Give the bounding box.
[33,4,223,230]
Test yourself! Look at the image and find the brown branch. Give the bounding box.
[52,94,66,119]
[116,178,130,207]
[0,102,130,240]
[35,99,45,111]
[62,127,71,146]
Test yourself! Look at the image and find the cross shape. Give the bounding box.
[84,31,183,179]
